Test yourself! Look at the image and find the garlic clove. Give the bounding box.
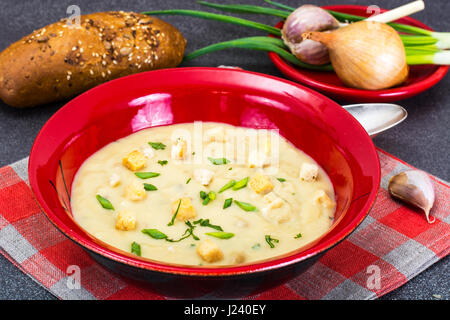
[281,4,339,65]
[284,39,331,66]
[388,170,435,223]
[303,21,409,90]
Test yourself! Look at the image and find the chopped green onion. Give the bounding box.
[186,178,191,184]
[251,243,261,250]
[208,191,217,200]
[135,172,160,179]
[207,157,231,165]
[276,178,286,182]
[141,229,168,240]
[193,218,223,231]
[168,199,182,226]
[265,235,279,248]
[143,9,282,36]
[218,179,236,193]
[96,195,114,210]
[232,177,249,191]
[234,200,257,211]
[158,160,168,166]
[142,222,199,243]
[205,231,235,239]
[200,191,216,205]
[148,142,166,150]
[294,233,302,239]
[143,183,158,191]
[223,198,233,209]
[131,242,141,256]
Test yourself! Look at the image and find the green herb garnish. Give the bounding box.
[167,199,182,226]
[148,142,166,150]
[207,157,230,165]
[265,235,279,248]
[200,191,216,205]
[193,218,223,231]
[158,160,168,166]
[205,231,235,239]
[173,221,199,242]
[218,179,236,193]
[223,198,233,209]
[252,243,261,250]
[96,195,114,210]
[141,229,168,240]
[131,241,141,256]
[234,200,257,212]
[277,178,286,182]
[232,177,248,191]
[208,191,216,200]
[143,183,158,191]
[186,178,191,184]
[142,221,199,243]
[135,172,160,179]
[294,233,302,239]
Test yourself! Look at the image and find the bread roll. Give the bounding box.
[0,11,186,108]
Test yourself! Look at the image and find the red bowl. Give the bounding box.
[269,5,449,103]
[28,67,380,298]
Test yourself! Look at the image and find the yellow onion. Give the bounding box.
[303,21,409,90]
[281,5,340,65]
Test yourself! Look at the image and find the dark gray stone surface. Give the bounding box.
[0,0,448,300]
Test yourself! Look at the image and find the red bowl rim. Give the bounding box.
[268,4,449,101]
[28,67,381,277]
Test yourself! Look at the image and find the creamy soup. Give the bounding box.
[71,122,335,266]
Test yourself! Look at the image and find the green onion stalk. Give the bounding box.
[142,1,450,67]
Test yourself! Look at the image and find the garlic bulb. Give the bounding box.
[281,5,339,65]
[303,21,409,90]
[388,170,435,223]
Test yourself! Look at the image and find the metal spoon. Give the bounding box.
[343,103,408,137]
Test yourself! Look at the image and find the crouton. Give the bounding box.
[248,173,274,194]
[229,251,246,264]
[193,168,214,186]
[263,192,284,209]
[196,239,224,263]
[115,210,137,231]
[141,147,155,159]
[314,190,335,208]
[171,137,188,160]
[124,181,147,201]
[247,150,270,168]
[299,163,319,182]
[109,173,121,187]
[172,197,197,221]
[122,150,147,171]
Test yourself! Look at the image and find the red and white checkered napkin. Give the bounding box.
[0,149,448,300]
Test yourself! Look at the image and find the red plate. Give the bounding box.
[269,5,449,102]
